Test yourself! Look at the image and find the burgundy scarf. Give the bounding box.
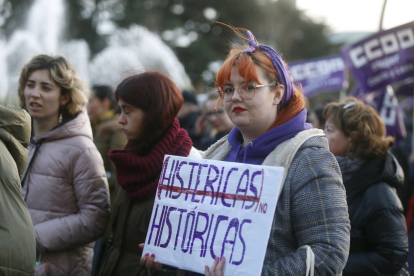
[108,119,192,201]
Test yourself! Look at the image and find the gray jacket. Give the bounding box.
[203,129,351,276]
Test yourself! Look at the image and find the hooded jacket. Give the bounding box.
[0,105,36,276]
[339,154,409,276]
[21,110,110,276]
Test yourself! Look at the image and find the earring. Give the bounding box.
[274,99,279,105]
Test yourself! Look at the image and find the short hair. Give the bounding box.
[312,106,326,127]
[182,90,198,105]
[202,91,221,112]
[216,47,304,130]
[323,97,394,159]
[18,55,88,120]
[91,85,116,110]
[115,71,183,155]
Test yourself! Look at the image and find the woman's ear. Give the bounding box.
[349,131,358,143]
[274,85,285,103]
[60,93,70,106]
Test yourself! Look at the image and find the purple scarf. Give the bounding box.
[225,108,312,165]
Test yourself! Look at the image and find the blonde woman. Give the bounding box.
[19,55,110,276]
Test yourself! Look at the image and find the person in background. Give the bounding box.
[142,29,350,276]
[193,91,234,151]
[19,54,110,276]
[0,104,36,276]
[176,90,201,140]
[87,85,127,276]
[88,85,126,196]
[308,106,326,130]
[97,71,201,276]
[324,97,408,276]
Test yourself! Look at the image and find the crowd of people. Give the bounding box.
[0,28,412,276]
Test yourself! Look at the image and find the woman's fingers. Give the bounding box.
[145,254,156,268]
[217,256,226,274]
[154,260,163,271]
[211,256,219,272]
[140,253,149,265]
[139,246,163,271]
[206,256,225,276]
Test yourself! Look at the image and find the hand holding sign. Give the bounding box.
[139,244,163,271]
[142,155,284,276]
[205,256,226,276]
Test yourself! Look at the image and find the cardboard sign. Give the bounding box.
[289,54,347,97]
[143,155,284,276]
[342,21,414,92]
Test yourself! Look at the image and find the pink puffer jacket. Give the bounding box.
[21,110,110,276]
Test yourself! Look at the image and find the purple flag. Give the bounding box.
[289,55,347,97]
[342,21,414,92]
[348,84,365,99]
[395,77,414,97]
[368,86,406,140]
[399,96,414,111]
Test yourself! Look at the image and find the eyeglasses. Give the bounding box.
[205,109,226,119]
[218,81,277,102]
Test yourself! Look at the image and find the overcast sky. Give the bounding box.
[296,0,414,33]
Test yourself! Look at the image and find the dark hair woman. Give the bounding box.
[324,97,408,276]
[97,71,201,276]
[142,30,350,276]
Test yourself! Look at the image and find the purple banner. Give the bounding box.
[395,77,414,97]
[342,21,414,92]
[348,84,365,99]
[368,86,406,140]
[399,96,414,111]
[289,55,346,98]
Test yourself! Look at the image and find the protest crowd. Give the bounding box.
[1,5,414,276]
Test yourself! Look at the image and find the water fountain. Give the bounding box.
[0,0,192,104]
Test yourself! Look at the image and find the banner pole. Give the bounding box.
[379,0,388,31]
[412,89,414,154]
[339,89,347,101]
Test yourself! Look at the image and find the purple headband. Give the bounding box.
[245,30,293,107]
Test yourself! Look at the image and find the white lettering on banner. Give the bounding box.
[395,62,414,75]
[371,53,400,72]
[398,28,414,49]
[364,39,382,60]
[290,57,344,81]
[380,33,399,55]
[349,27,414,68]
[380,89,397,126]
[367,71,390,87]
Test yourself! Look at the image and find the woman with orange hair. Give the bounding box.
[142,30,350,275]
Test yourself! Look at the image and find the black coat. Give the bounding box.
[339,154,408,276]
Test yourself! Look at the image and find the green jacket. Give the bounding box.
[91,111,126,193]
[0,105,36,276]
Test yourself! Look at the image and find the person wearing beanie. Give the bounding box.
[176,90,201,141]
[97,72,201,276]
